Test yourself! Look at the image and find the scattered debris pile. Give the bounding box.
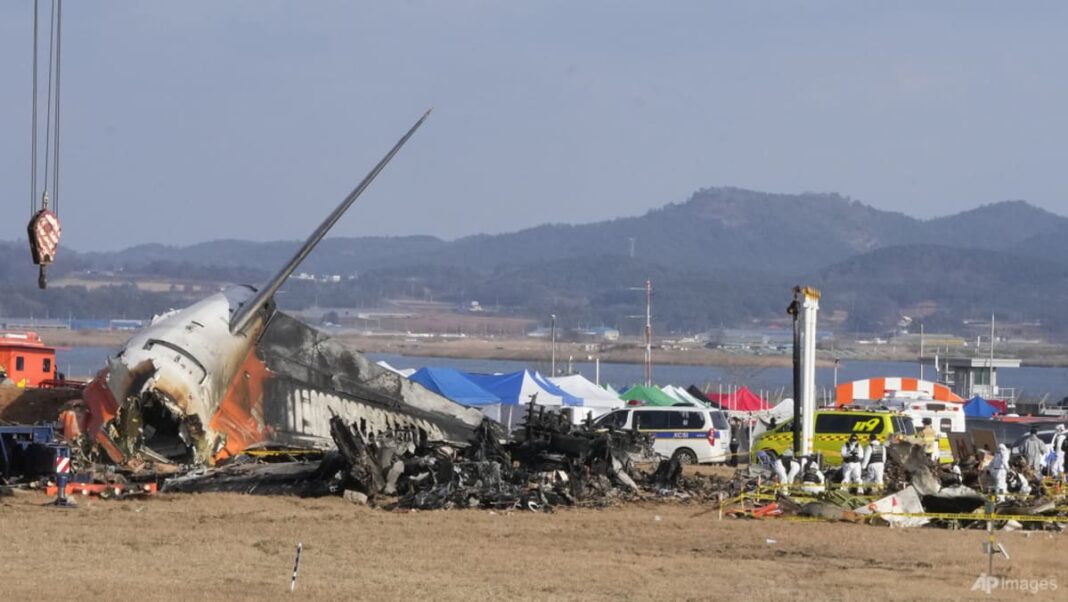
[330,403,661,510]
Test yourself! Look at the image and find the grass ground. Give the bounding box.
[2,488,1065,601]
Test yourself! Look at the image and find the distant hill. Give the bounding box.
[922,200,1068,251]
[73,189,1064,277]
[811,244,1068,335]
[426,188,923,275]
[1,187,1067,338]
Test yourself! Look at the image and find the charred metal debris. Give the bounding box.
[153,400,734,510]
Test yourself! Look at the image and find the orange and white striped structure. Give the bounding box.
[836,377,963,407]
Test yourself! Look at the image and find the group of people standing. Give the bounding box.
[838,433,886,494]
[988,424,1067,500]
[761,418,1068,502]
[769,433,887,494]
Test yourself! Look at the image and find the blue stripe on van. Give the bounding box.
[649,431,709,439]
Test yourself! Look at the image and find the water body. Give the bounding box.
[56,346,1068,400]
[368,353,1068,401]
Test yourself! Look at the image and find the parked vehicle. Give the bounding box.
[750,408,932,465]
[593,406,731,464]
[854,397,966,434]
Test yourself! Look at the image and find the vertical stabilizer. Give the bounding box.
[230,110,431,334]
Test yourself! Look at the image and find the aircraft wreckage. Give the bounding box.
[75,110,484,468]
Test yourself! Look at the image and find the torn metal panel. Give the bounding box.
[257,312,483,445]
[161,456,345,496]
[855,486,929,528]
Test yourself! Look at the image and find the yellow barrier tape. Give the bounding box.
[874,512,1068,523]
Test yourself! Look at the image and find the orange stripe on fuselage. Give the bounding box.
[210,347,271,463]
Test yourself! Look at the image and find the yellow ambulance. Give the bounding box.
[750,408,941,465]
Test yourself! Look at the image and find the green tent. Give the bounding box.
[619,385,680,407]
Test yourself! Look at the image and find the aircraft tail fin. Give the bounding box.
[230,109,431,334]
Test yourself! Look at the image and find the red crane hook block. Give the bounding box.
[28,208,61,289]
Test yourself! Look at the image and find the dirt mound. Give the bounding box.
[0,385,82,424]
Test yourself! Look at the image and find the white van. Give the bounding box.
[855,397,966,434]
[593,406,731,464]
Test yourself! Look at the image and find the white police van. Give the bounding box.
[593,406,731,464]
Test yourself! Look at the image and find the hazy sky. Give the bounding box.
[2,1,1068,251]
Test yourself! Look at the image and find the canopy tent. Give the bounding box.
[603,384,621,397]
[705,386,771,412]
[376,360,415,378]
[619,384,680,407]
[409,367,501,407]
[963,395,1000,418]
[987,398,1009,414]
[661,385,709,407]
[768,397,794,420]
[659,386,688,405]
[549,374,625,421]
[686,385,715,405]
[463,370,582,429]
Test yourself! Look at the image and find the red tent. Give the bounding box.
[705,386,770,412]
[987,399,1009,414]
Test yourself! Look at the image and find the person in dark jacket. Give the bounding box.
[728,417,742,466]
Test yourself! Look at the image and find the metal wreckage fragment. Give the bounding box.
[162,398,719,510]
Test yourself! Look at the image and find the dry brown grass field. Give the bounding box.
[2,488,1066,601]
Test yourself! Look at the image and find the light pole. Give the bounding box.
[550,314,557,376]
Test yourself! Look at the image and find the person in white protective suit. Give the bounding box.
[772,448,802,489]
[1051,425,1067,481]
[988,443,1010,501]
[948,463,963,487]
[1007,470,1032,497]
[862,434,886,493]
[799,455,825,494]
[840,433,864,494]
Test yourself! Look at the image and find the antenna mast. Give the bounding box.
[644,279,652,386]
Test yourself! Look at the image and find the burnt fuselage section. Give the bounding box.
[82,288,484,467]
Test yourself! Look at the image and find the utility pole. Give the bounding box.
[626,280,653,386]
[919,323,925,380]
[643,280,652,386]
[550,314,557,376]
[989,313,995,396]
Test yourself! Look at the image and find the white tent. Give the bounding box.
[550,374,625,422]
[463,370,583,429]
[769,397,795,421]
[376,360,415,378]
[661,385,708,407]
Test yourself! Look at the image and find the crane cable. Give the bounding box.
[28,0,63,289]
[30,0,37,216]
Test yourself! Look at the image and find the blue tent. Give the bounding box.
[462,370,583,407]
[963,395,999,418]
[409,367,501,407]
